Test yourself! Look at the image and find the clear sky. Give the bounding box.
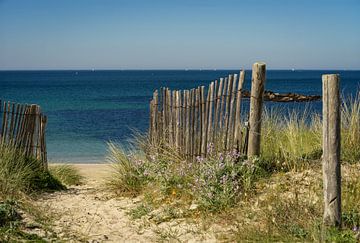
[0,0,359,70]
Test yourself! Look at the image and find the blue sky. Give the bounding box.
[0,0,359,70]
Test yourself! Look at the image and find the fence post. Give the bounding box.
[247,62,266,157]
[322,74,341,227]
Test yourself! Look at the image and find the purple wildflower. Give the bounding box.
[196,156,204,163]
[207,142,214,154]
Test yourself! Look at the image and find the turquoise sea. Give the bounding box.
[0,70,359,163]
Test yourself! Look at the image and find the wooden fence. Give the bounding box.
[149,70,249,159]
[0,100,48,168]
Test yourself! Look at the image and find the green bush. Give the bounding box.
[191,152,264,212]
[0,200,20,227]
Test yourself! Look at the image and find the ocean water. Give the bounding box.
[0,70,359,163]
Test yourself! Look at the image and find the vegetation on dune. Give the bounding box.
[49,164,83,186]
[106,94,360,241]
[0,145,65,201]
[106,141,267,212]
[341,95,360,163]
[0,145,81,241]
[261,94,360,170]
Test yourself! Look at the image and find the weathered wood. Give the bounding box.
[224,75,234,150]
[167,89,173,145]
[1,101,8,142]
[172,90,177,146]
[182,90,187,151]
[219,78,228,131]
[11,104,21,141]
[8,103,16,142]
[190,89,196,158]
[0,100,47,165]
[207,82,214,147]
[234,70,245,150]
[178,91,183,150]
[152,91,159,144]
[200,86,206,156]
[185,90,190,156]
[162,88,167,142]
[15,104,25,144]
[149,100,153,141]
[194,88,200,156]
[247,62,266,157]
[27,104,38,156]
[203,85,211,156]
[214,78,223,142]
[228,74,238,149]
[175,91,181,149]
[322,74,341,227]
[40,115,48,169]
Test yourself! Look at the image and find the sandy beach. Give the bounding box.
[34,163,223,242]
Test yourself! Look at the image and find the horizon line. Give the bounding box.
[1,68,360,71]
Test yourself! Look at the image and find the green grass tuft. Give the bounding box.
[106,142,147,197]
[49,164,83,186]
[0,145,65,200]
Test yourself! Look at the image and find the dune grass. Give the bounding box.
[0,145,71,242]
[49,164,83,186]
[261,94,360,171]
[106,143,148,197]
[105,93,360,241]
[0,145,65,201]
[260,108,322,171]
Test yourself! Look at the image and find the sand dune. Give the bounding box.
[35,164,221,242]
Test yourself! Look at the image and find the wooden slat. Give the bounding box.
[234,70,246,150]
[224,75,234,150]
[228,74,238,149]
[153,91,159,144]
[207,82,214,147]
[172,90,177,146]
[219,77,228,132]
[200,86,205,156]
[213,78,223,143]
[8,103,16,142]
[178,91,182,150]
[203,85,210,157]
[193,88,199,157]
[175,91,180,149]
[11,103,21,141]
[185,90,191,157]
[1,101,8,142]
[189,89,195,158]
[167,89,172,145]
[182,90,187,152]
[162,88,167,142]
[15,104,25,144]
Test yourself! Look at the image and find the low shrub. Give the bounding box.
[0,200,20,227]
[191,151,265,212]
[107,140,266,212]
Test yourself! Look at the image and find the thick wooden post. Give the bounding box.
[322,74,341,227]
[247,62,266,157]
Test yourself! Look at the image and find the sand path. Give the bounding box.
[36,164,220,242]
